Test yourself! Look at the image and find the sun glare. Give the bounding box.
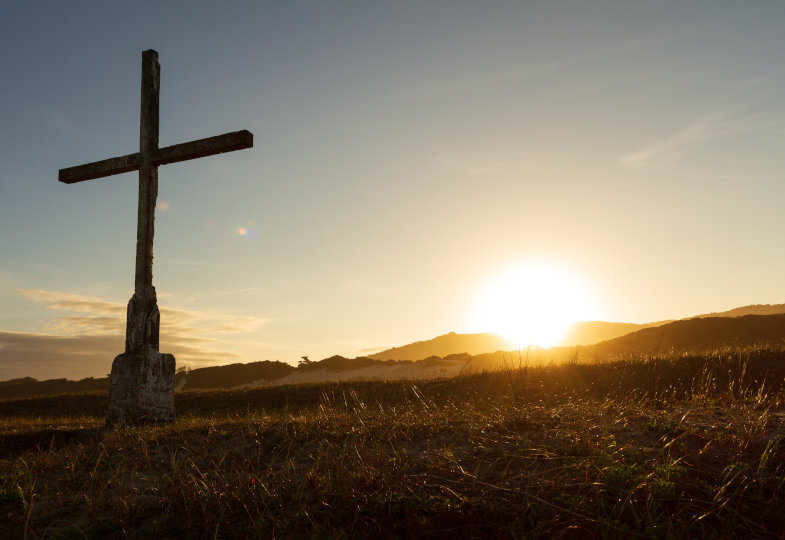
[471,262,593,348]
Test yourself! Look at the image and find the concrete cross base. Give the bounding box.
[106,349,176,427]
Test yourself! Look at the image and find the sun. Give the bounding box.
[470,261,594,348]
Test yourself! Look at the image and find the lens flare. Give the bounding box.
[236,225,257,239]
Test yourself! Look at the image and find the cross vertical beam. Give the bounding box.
[137,49,159,293]
[126,50,161,353]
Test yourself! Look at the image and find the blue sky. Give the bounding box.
[2,1,785,379]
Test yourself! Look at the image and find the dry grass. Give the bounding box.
[1,348,784,538]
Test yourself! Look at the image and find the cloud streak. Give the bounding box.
[619,111,783,169]
[2,289,268,381]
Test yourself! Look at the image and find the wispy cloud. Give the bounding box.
[17,289,125,319]
[3,289,268,380]
[195,286,262,300]
[619,111,783,169]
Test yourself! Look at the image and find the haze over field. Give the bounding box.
[2,2,785,380]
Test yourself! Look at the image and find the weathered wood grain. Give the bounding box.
[58,153,141,184]
[155,130,253,166]
[57,131,254,184]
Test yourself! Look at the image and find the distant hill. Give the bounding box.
[560,321,668,346]
[590,313,785,358]
[174,360,294,390]
[298,355,404,372]
[369,304,785,358]
[367,324,668,360]
[692,304,785,319]
[0,377,108,399]
[368,332,512,361]
[0,361,296,399]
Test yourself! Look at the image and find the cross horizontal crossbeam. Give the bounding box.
[58,129,253,184]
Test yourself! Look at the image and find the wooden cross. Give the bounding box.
[59,50,253,354]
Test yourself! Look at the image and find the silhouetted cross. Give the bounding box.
[59,49,253,354]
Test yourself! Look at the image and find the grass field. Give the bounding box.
[1,349,784,538]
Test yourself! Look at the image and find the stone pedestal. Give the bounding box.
[106,348,175,427]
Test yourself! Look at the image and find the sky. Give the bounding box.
[2,1,785,380]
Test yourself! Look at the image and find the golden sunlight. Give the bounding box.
[470,261,594,348]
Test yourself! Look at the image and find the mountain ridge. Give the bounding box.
[4,304,785,398]
[368,303,785,361]
[368,332,511,362]
[588,312,785,358]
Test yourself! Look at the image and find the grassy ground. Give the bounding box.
[1,349,784,538]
